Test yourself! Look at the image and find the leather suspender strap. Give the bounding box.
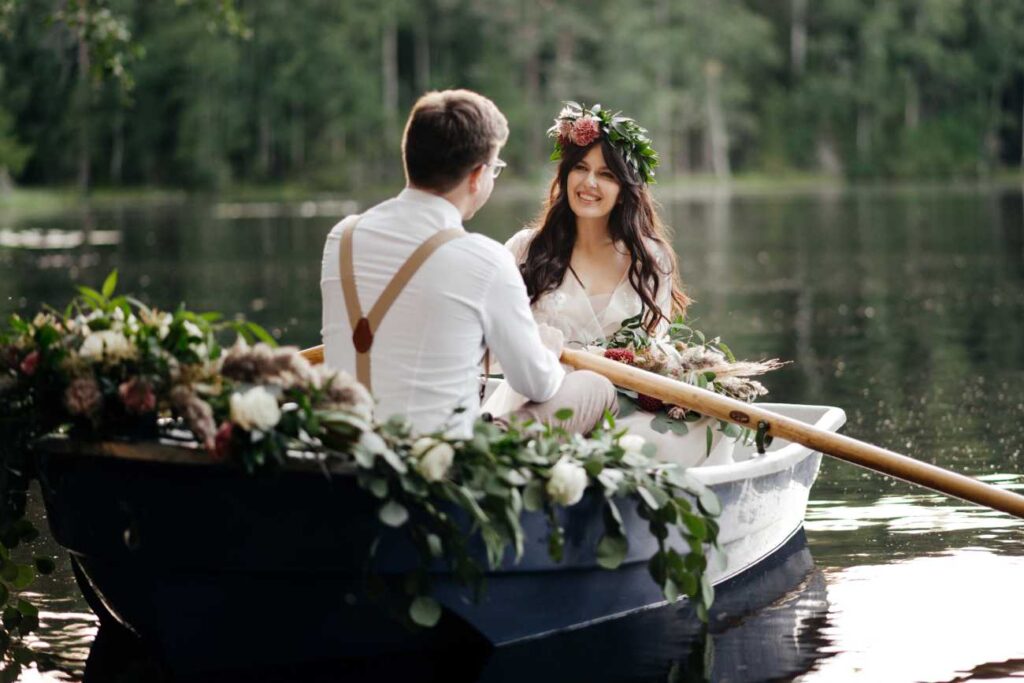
[338,219,464,393]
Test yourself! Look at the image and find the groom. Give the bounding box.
[320,89,617,438]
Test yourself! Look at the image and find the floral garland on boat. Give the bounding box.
[595,313,786,450]
[0,274,723,660]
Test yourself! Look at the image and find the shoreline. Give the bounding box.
[2,172,1023,217]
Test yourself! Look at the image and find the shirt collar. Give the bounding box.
[397,187,465,230]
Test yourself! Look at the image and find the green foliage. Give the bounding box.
[4,0,1024,188]
[0,272,726,663]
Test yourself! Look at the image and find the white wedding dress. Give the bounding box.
[484,228,735,468]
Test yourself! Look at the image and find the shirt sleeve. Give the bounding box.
[481,247,564,402]
[504,228,536,265]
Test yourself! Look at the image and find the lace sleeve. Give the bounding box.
[504,228,537,265]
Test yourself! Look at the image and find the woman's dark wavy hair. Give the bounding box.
[519,137,690,332]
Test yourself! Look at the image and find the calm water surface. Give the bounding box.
[2,184,1024,681]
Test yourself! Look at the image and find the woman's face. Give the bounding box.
[565,144,621,221]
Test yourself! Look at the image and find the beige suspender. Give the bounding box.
[338,219,465,392]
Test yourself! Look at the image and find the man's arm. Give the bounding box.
[480,250,565,402]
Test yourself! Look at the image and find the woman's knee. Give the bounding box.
[572,370,618,415]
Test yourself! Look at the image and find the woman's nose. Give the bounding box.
[586,173,598,187]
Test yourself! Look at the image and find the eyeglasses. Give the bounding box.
[487,158,507,179]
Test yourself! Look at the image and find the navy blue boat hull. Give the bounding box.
[35,402,844,675]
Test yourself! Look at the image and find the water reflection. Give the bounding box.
[808,551,1024,683]
[73,532,829,683]
[4,185,1024,680]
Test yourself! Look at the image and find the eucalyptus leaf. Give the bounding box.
[553,408,574,421]
[378,501,409,528]
[409,596,442,627]
[596,534,628,569]
[649,415,670,434]
[523,479,545,512]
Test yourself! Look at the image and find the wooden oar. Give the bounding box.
[298,343,1024,519]
[559,347,1024,520]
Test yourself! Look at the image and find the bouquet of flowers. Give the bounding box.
[595,313,786,443]
[0,274,726,654]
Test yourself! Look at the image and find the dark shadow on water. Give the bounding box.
[81,530,833,683]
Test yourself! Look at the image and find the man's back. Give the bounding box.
[321,188,562,437]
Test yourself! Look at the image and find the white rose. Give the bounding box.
[546,457,588,506]
[79,329,133,362]
[157,313,172,340]
[229,386,281,431]
[619,434,646,455]
[410,437,436,458]
[415,441,455,482]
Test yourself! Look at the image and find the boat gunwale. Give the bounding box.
[32,403,846,484]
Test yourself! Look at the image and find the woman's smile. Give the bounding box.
[566,145,621,219]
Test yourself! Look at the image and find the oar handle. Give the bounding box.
[561,347,1024,520]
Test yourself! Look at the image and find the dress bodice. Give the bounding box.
[505,228,674,345]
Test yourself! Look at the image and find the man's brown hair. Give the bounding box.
[402,90,509,193]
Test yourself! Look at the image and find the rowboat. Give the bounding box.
[33,401,844,675]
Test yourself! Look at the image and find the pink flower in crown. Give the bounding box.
[570,116,601,147]
[556,119,574,144]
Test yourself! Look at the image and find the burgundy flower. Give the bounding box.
[118,377,156,415]
[570,116,601,147]
[604,348,636,365]
[636,393,664,413]
[19,351,40,377]
[64,377,102,417]
[213,421,234,460]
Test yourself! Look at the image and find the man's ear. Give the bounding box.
[467,163,486,194]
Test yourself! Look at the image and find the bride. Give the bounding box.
[485,102,734,467]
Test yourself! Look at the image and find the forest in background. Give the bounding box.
[2,0,1024,194]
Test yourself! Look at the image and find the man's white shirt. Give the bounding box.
[320,188,564,438]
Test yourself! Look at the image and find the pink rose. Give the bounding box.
[213,421,234,460]
[570,116,601,147]
[118,377,156,415]
[19,351,39,377]
[65,377,102,417]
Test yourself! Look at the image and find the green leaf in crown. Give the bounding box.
[546,102,660,185]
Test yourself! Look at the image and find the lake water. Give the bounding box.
[2,183,1024,681]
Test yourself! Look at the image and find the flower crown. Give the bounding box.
[547,101,659,184]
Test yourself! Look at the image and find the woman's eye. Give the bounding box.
[600,171,614,179]
[574,164,587,171]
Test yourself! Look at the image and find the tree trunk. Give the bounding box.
[258,109,271,178]
[856,108,870,161]
[0,168,11,196]
[704,60,730,180]
[110,107,124,184]
[1020,75,1024,170]
[76,0,91,196]
[382,16,400,145]
[414,21,430,93]
[655,0,673,174]
[520,0,542,163]
[790,0,807,78]
[904,73,920,130]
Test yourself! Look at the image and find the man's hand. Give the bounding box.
[537,323,564,357]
